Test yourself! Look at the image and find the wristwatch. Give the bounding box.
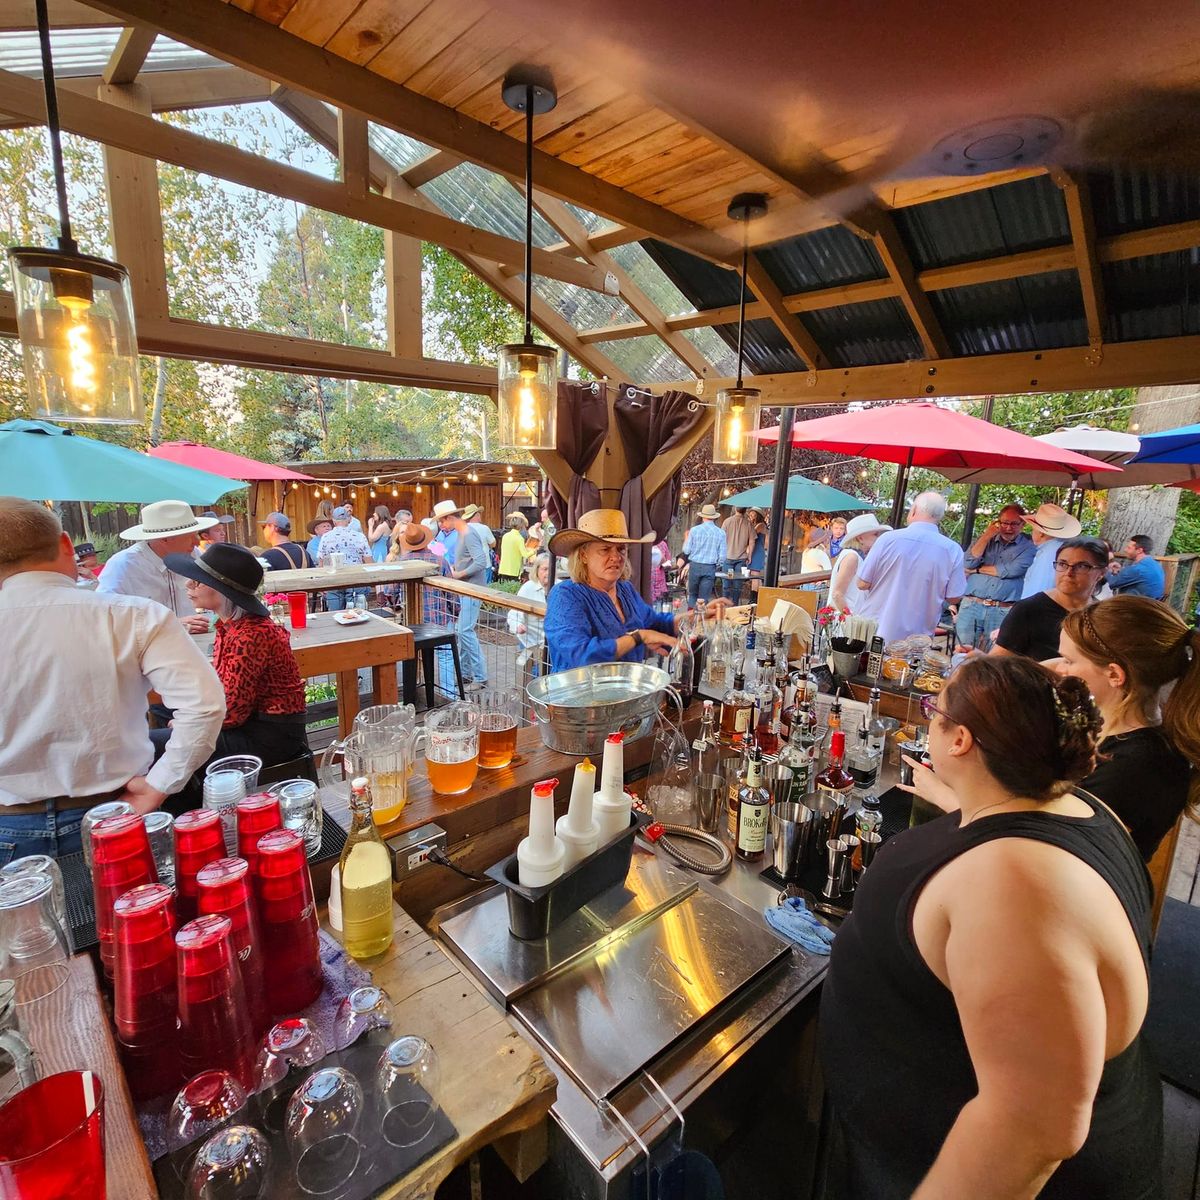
[631,630,644,647]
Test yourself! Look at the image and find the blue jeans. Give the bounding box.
[955,598,1010,650]
[456,595,487,683]
[0,805,90,865]
[723,558,748,605]
[325,588,368,611]
[688,561,717,608]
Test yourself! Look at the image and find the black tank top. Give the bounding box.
[819,794,1163,1200]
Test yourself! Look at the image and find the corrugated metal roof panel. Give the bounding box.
[533,276,639,332]
[1089,170,1200,238]
[715,318,806,375]
[803,298,924,366]
[643,239,743,307]
[756,226,885,292]
[1102,249,1200,341]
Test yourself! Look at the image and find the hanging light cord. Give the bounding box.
[523,85,534,346]
[734,217,749,389]
[34,0,74,254]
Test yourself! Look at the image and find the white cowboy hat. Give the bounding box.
[1026,502,1082,539]
[697,504,720,520]
[120,499,217,541]
[842,513,892,548]
[549,509,657,557]
[432,499,462,520]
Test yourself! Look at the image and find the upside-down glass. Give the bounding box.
[0,876,70,1006]
[423,703,480,795]
[285,1067,364,1195]
[0,1069,105,1199]
[476,688,520,770]
[90,812,157,981]
[0,854,70,953]
[186,1124,270,1200]
[253,1018,329,1134]
[80,800,134,874]
[376,1036,440,1148]
[332,985,395,1059]
[268,780,323,858]
[143,810,176,889]
[167,1070,249,1185]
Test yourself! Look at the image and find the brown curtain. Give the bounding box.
[546,380,609,530]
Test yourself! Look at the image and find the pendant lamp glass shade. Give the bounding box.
[498,341,557,450]
[712,385,761,465]
[8,246,142,425]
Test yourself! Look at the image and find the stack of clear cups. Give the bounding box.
[90,814,157,981]
[202,771,246,855]
[196,858,269,1037]
[173,810,226,927]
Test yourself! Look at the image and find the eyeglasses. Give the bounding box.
[997,520,1024,529]
[918,695,946,721]
[1053,560,1103,575]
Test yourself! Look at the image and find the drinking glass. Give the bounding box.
[287,593,308,630]
[0,854,70,953]
[424,703,480,796]
[235,795,282,875]
[475,688,520,770]
[269,780,323,858]
[174,809,227,927]
[332,985,395,1057]
[0,1070,105,1199]
[376,1036,440,1148]
[90,813,157,981]
[363,740,408,827]
[143,810,176,888]
[285,1067,363,1195]
[254,1018,329,1134]
[186,1124,270,1200]
[167,1070,249,1184]
[206,756,263,791]
[0,876,70,1005]
[80,800,134,873]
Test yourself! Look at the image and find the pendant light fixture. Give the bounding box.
[712,193,767,465]
[7,0,141,425]
[496,71,558,451]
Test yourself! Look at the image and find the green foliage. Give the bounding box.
[1168,490,1200,555]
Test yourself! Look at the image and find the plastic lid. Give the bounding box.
[606,733,624,745]
[532,777,559,797]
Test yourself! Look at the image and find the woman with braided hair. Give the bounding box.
[1056,595,1200,861]
[823,655,1162,1200]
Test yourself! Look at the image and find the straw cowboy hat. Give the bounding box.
[163,544,268,617]
[549,509,656,557]
[842,513,892,549]
[697,504,720,521]
[1026,502,1082,540]
[120,499,217,541]
[432,499,462,520]
[460,503,484,520]
[392,521,435,553]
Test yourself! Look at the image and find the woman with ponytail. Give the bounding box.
[1057,595,1200,861]
[823,656,1162,1199]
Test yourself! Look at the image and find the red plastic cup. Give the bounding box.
[287,592,308,629]
[235,794,282,875]
[112,883,177,1037]
[174,809,226,926]
[90,814,157,981]
[176,915,255,1089]
[196,857,270,1036]
[252,830,323,1016]
[0,1069,106,1198]
[116,1031,181,1103]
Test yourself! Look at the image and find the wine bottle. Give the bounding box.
[339,778,395,960]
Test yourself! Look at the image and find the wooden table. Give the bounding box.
[265,561,435,624]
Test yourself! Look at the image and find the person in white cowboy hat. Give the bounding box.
[434,498,491,688]
[544,509,729,672]
[1020,502,1083,599]
[99,500,217,632]
[828,513,892,612]
[682,503,727,609]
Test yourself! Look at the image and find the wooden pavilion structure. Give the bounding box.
[1,0,1199,506]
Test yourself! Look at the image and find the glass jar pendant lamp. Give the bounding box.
[7,0,141,425]
[712,193,767,465]
[497,71,558,450]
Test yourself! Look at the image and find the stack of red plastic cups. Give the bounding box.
[175,914,255,1089]
[196,857,269,1037]
[112,883,180,1100]
[235,794,282,876]
[252,830,322,1017]
[174,810,226,926]
[90,813,157,982]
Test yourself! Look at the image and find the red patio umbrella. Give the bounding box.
[756,403,1120,525]
[147,441,314,482]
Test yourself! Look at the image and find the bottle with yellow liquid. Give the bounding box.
[339,777,395,959]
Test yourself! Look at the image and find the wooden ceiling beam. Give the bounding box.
[0,0,108,28]
[102,25,156,85]
[0,66,614,293]
[81,0,740,264]
[1052,168,1107,348]
[872,215,949,359]
[589,226,642,252]
[402,149,461,189]
[743,253,830,371]
[656,331,1200,405]
[336,108,369,201]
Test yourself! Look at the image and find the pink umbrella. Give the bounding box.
[147,441,314,482]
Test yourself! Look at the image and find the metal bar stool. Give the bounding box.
[402,623,466,708]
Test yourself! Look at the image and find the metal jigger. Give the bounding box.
[823,837,848,899]
[840,835,860,894]
[859,830,882,870]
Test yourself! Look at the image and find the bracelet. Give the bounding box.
[631,630,644,648]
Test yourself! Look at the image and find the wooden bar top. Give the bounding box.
[262,561,435,593]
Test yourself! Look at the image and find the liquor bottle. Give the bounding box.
[778,697,820,795]
[773,631,795,739]
[725,746,746,842]
[740,624,757,680]
[820,690,844,767]
[734,746,771,862]
[856,791,882,841]
[749,640,780,755]
[815,731,855,804]
[339,777,395,960]
[780,661,812,740]
[692,701,722,777]
[867,687,888,758]
[847,720,881,792]
[719,672,754,746]
[706,619,733,690]
[666,629,695,706]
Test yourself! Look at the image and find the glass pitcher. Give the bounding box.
[319,704,418,791]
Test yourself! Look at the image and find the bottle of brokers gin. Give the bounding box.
[339,777,395,960]
[719,672,755,746]
[734,746,771,862]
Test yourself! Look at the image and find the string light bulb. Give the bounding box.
[369,489,376,498]
[291,482,298,490]
[392,487,398,497]
[372,476,379,484]
[415,483,423,494]
[350,490,357,499]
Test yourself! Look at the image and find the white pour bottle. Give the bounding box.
[556,758,601,869]
[517,777,566,888]
[593,733,634,842]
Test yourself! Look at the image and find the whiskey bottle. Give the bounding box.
[734,746,771,862]
[719,672,754,747]
[815,730,854,803]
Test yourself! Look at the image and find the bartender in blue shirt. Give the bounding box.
[954,504,1036,649]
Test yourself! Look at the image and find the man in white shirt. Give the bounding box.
[99,499,214,633]
[0,498,225,859]
[315,505,372,610]
[855,491,967,643]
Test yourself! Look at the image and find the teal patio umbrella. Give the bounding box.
[722,475,872,512]
[0,419,244,504]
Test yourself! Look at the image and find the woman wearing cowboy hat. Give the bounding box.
[828,514,892,612]
[543,509,728,672]
[160,544,309,774]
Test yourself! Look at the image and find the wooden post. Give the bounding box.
[383,171,423,360]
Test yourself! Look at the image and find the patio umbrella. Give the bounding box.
[721,476,873,512]
[1124,422,1200,468]
[147,441,314,481]
[756,403,1121,525]
[0,419,244,503]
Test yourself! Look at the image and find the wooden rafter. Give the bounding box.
[0,0,107,28]
[0,67,612,294]
[871,215,949,359]
[102,25,156,85]
[532,190,716,380]
[82,0,740,264]
[1052,168,1107,347]
[336,108,369,201]
[743,254,830,371]
[402,150,461,189]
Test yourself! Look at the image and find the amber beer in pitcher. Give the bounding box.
[475,688,521,770]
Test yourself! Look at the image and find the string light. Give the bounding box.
[373,476,379,484]
[369,488,376,498]
[420,470,427,478]
[391,487,399,497]
[350,489,357,499]
[821,475,831,484]
[291,482,298,490]
[442,479,450,490]
[312,488,320,498]
[415,483,423,494]
[322,486,331,495]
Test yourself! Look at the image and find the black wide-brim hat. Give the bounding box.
[165,544,268,617]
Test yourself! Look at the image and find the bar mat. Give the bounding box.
[151,1036,456,1199]
[61,813,348,953]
